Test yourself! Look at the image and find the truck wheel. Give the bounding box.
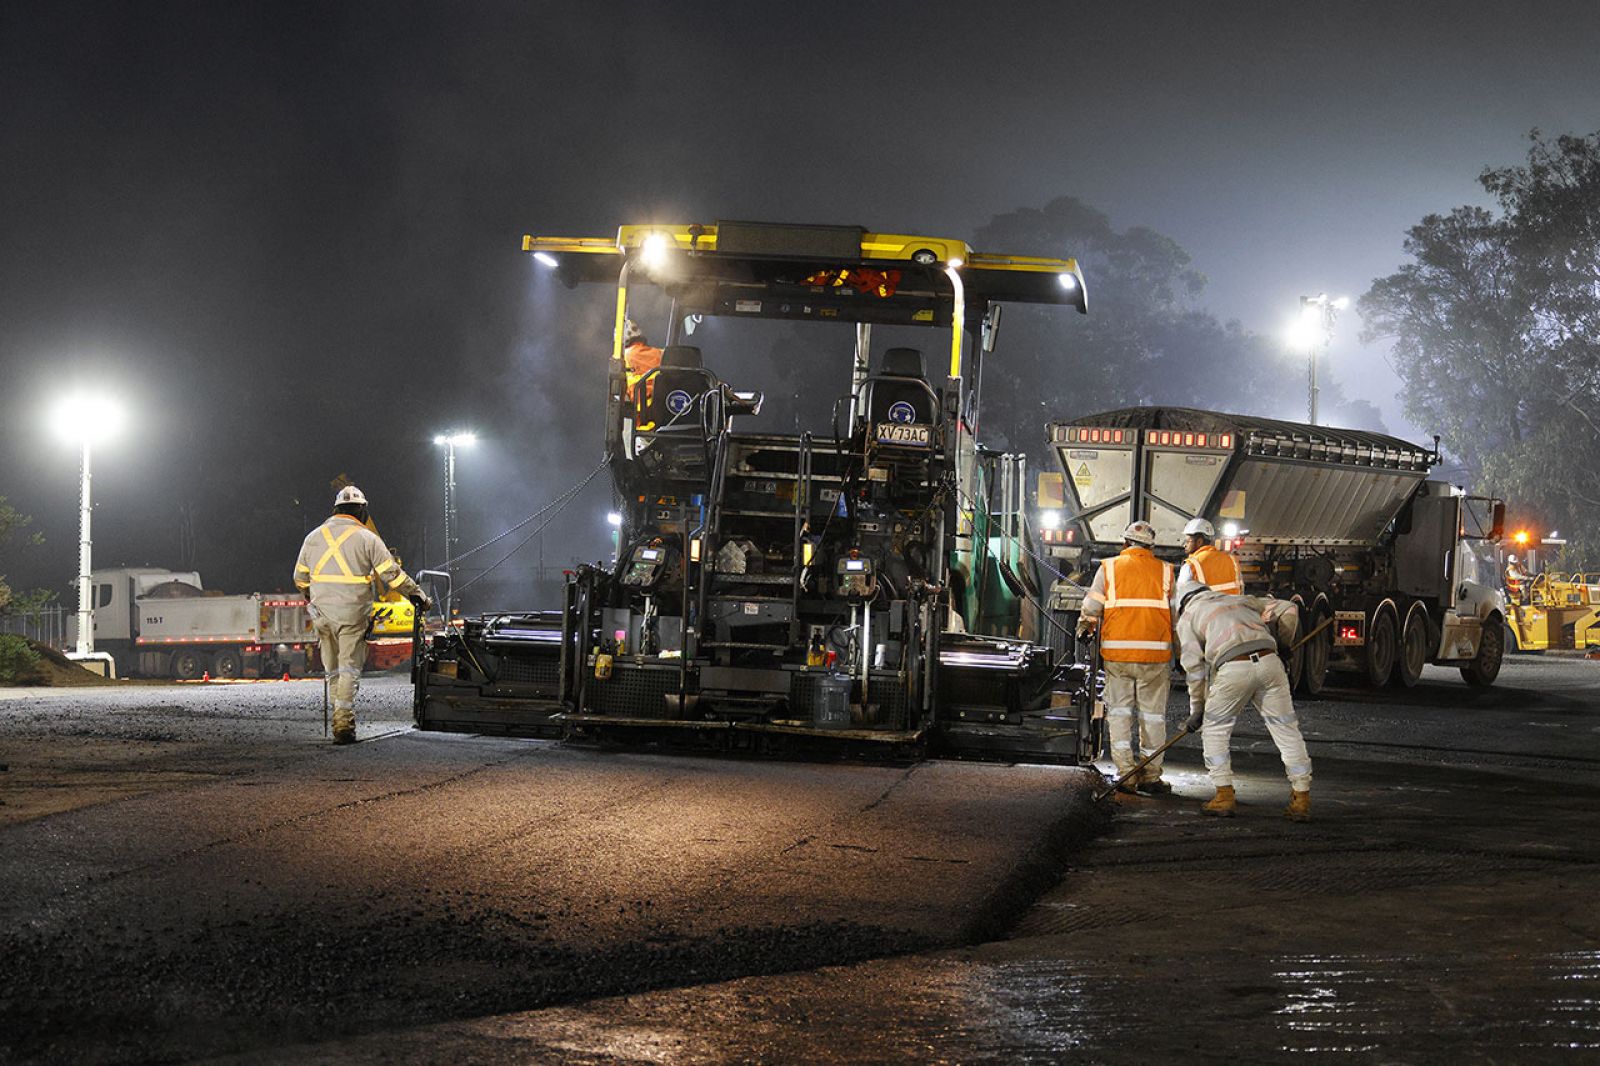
[171,649,206,681]
[211,649,243,679]
[1392,607,1429,688]
[1461,618,1504,687]
[1364,608,1397,687]
[1300,610,1332,696]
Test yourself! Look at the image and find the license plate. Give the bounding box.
[874,422,932,447]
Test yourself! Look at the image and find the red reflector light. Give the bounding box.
[1221,433,1233,448]
[1339,625,1360,641]
[1183,433,1194,446]
[1065,529,1076,542]
[1112,429,1123,443]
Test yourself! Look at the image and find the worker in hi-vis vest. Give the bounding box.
[293,486,429,744]
[1175,517,1242,595]
[1078,520,1176,794]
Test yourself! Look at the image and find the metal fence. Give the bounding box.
[0,606,68,650]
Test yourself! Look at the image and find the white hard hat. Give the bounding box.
[1507,554,1518,562]
[1175,575,1208,614]
[335,485,368,507]
[1183,517,1216,539]
[1122,520,1157,547]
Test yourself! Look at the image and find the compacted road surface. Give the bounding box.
[0,677,1100,1063]
[207,656,1600,1064]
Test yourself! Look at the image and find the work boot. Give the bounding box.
[1285,789,1312,822]
[331,710,356,745]
[1113,770,1141,795]
[1202,785,1237,817]
[1136,775,1172,796]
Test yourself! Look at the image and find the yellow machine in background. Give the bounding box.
[1506,572,1600,652]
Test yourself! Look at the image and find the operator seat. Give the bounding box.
[636,345,719,432]
[862,347,940,427]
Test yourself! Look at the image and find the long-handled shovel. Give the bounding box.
[1093,614,1335,802]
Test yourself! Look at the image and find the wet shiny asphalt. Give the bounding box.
[218,655,1600,1064]
[4,655,1597,1062]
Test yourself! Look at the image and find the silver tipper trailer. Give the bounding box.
[1040,408,1507,692]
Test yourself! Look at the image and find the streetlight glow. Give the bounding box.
[50,392,123,445]
[433,431,476,447]
[1289,293,1350,424]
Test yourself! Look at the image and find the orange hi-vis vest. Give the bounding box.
[1187,544,1242,594]
[1092,547,1174,663]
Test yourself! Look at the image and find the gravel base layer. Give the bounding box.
[0,677,1107,1064]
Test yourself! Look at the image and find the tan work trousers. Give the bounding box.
[1102,660,1172,777]
[313,614,368,731]
[1201,655,1313,791]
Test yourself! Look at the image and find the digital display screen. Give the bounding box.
[845,559,866,572]
[640,549,661,561]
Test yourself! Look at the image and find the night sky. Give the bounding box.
[4,1,1599,606]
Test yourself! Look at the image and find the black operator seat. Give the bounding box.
[863,346,940,427]
[636,345,719,432]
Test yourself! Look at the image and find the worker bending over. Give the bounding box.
[1080,520,1175,795]
[1176,517,1241,594]
[293,486,430,744]
[1175,577,1313,821]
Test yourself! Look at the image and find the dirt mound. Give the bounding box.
[14,640,118,687]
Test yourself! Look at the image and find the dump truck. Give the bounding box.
[413,220,1098,762]
[1039,408,1507,690]
[69,567,314,679]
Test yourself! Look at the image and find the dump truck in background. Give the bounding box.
[68,567,314,679]
[1039,408,1507,691]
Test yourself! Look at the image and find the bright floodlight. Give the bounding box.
[947,256,964,269]
[1222,521,1240,539]
[1039,509,1063,530]
[1332,296,1351,310]
[1058,273,1078,292]
[640,232,672,270]
[533,251,560,268]
[51,392,123,444]
[606,511,623,527]
[433,431,476,447]
[1286,307,1322,351]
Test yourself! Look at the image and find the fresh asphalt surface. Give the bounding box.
[3,655,1598,1063]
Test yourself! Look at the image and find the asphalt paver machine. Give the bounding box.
[414,221,1097,762]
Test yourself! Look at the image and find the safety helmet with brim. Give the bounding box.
[1183,517,1216,539]
[335,485,368,507]
[1123,520,1157,547]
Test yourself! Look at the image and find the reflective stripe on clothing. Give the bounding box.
[293,515,422,626]
[1102,660,1171,775]
[1095,547,1174,663]
[1199,655,1311,790]
[1185,545,1242,595]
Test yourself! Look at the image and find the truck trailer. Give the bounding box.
[70,567,314,679]
[1040,408,1507,691]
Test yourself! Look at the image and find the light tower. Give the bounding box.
[1288,293,1349,425]
[51,391,123,672]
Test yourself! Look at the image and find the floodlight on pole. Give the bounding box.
[52,391,123,670]
[1289,293,1349,425]
[433,430,477,617]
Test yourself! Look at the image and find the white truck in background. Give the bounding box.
[68,567,314,679]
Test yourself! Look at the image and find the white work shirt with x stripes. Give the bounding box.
[293,515,422,626]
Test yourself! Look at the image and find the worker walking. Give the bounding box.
[1079,520,1175,795]
[293,486,430,744]
[1175,576,1313,821]
[1176,517,1242,594]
